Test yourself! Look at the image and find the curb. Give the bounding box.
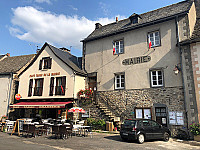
[173,138,200,147]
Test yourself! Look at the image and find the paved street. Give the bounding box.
[0,132,199,150]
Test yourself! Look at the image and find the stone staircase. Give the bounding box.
[95,102,121,122]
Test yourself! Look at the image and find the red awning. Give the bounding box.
[10,101,72,109]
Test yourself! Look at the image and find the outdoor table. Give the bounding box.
[35,125,44,136]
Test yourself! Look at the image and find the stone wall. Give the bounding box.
[96,86,186,136]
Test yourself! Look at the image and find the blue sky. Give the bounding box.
[0,0,183,57]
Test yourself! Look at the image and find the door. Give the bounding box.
[149,120,163,139]
[141,120,154,139]
[88,76,97,101]
[155,107,167,127]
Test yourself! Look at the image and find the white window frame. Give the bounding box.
[115,73,125,89]
[148,31,160,48]
[113,40,124,54]
[150,70,164,87]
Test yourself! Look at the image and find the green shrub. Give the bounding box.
[190,122,200,135]
[86,118,105,130]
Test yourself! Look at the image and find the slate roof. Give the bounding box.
[0,54,35,74]
[47,43,86,75]
[83,0,192,42]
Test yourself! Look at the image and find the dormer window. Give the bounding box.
[39,57,52,70]
[129,13,141,24]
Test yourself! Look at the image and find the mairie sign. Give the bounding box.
[122,56,151,65]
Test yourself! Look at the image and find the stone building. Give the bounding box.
[0,53,35,119]
[82,0,199,135]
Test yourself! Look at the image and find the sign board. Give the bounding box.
[122,56,151,65]
[11,119,25,136]
[82,111,89,118]
[169,111,184,125]
[15,94,21,100]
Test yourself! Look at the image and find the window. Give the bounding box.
[135,108,151,119]
[39,57,52,70]
[28,79,33,97]
[49,77,54,96]
[33,78,44,96]
[148,31,160,48]
[113,40,124,54]
[115,73,125,89]
[55,76,66,95]
[150,70,164,87]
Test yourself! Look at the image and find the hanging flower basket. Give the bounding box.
[77,89,93,98]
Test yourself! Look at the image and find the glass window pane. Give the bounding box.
[121,83,124,87]
[158,71,162,75]
[152,71,156,75]
[158,80,162,85]
[153,81,157,85]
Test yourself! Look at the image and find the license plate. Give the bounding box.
[123,133,128,136]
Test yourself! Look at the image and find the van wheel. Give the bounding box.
[163,132,169,142]
[138,134,145,144]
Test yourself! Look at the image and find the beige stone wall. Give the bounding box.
[74,75,86,99]
[191,42,200,123]
[188,2,196,37]
[85,19,182,91]
[19,46,85,99]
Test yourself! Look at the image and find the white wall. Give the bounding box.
[0,75,11,117]
[18,46,85,99]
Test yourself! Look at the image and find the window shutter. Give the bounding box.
[39,79,44,96]
[49,77,54,96]
[39,60,42,70]
[48,58,52,69]
[61,76,66,95]
[28,79,33,97]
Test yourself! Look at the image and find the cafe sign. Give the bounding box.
[122,56,151,65]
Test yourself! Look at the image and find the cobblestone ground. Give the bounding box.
[0,132,199,150]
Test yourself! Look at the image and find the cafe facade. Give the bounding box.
[82,0,199,134]
[10,43,86,120]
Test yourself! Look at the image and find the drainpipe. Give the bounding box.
[175,16,190,138]
[6,72,13,119]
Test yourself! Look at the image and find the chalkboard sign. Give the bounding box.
[11,119,25,136]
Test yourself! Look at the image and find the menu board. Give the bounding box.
[169,111,184,125]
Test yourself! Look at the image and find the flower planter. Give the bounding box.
[194,135,200,142]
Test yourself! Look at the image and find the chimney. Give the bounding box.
[6,53,10,57]
[95,23,102,29]
[116,17,118,23]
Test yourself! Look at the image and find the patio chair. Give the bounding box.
[59,125,68,139]
[22,124,29,137]
[6,121,14,132]
[52,125,59,139]
[27,125,39,138]
[66,124,73,138]
[85,126,93,138]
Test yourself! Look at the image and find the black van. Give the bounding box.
[120,119,170,144]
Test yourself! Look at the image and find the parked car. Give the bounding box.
[120,119,170,144]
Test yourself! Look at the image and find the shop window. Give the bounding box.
[55,76,66,95]
[39,57,52,70]
[135,108,151,119]
[113,39,124,55]
[115,73,125,89]
[33,78,44,96]
[150,69,164,87]
[28,79,33,97]
[148,31,160,48]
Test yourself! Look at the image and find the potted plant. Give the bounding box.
[1,115,8,122]
[190,122,200,141]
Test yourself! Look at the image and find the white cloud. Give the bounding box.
[9,6,125,51]
[68,5,78,11]
[34,0,51,4]
[99,2,109,16]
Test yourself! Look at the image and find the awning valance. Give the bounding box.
[10,101,72,109]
